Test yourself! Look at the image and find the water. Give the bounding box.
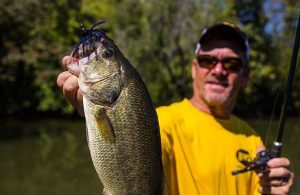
[0,117,299,194]
[0,118,101,195]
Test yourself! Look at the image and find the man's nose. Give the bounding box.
[212,62,225,75]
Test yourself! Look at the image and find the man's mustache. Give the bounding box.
[204,76,229,86]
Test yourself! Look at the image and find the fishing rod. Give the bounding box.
[232,12,300,175]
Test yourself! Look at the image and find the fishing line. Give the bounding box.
[274,12,300,154]
[265,88,280,148]
[265,75,286,148]
[265,13,300,149]
[77,0,85,32]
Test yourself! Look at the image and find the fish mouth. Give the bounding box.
[81,76,110,84]
[80,73,118,84]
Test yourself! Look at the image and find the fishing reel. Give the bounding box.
[232,142,281,175]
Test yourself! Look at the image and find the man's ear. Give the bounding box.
[191,59,198,79]
[240,66,250,87]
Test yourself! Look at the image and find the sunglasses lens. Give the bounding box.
[196,56,216,69]
[222,58,243,71]
[197,55,244,71]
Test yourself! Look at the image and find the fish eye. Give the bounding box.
[103,48,114,59]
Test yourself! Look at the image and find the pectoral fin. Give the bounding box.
[94,109,115,143]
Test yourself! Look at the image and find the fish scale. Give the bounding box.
[83,69,163,194]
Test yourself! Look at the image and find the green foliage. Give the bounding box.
[1,0,299,117]
[0,0,78,115]
[231,0,300,117]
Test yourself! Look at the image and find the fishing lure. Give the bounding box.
[71,21,113,60]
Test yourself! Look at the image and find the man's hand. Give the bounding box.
[258,157,294,195]
[56,56,84,116]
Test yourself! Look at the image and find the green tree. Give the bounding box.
[1,0,299,117]
[0,0,78,116]
[233,0,285,117]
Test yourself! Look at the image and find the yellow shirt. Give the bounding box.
[156,99,263,195]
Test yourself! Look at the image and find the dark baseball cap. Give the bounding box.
[195,22,250,60]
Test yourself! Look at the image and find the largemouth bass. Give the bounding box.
[67,21,165,195]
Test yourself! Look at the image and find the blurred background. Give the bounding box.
[1,0,299,194]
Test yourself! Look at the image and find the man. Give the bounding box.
[57,22,294,195]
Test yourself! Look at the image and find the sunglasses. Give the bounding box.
[196,55,244,71]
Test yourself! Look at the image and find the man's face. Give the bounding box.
[192,40,249,109]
